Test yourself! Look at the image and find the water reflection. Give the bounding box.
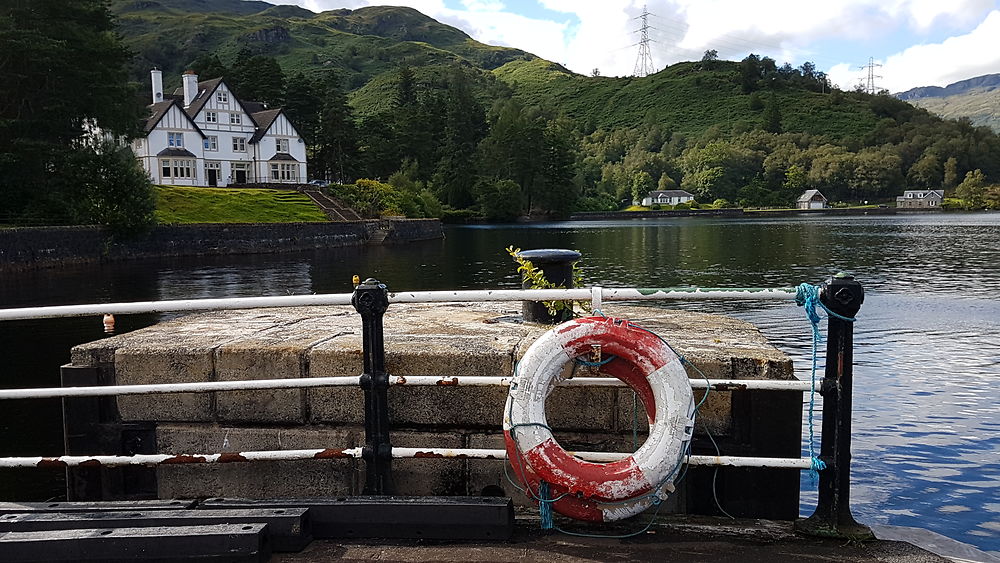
[0,212,997,553]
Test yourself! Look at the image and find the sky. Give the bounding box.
[274,0,1000,93]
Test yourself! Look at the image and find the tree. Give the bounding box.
[313,73,358,183]
[955,169,987,208]
[432,70,486,208]
[762,93,782,133]
[190,54,228,80]
[702,49,718,61]
[740,54,761,93]
[1,0,150,232]
[631,171,654,204]
[230,54,285,107]
[943,157,960,189]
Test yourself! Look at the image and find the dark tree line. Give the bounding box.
[0,0,153,233]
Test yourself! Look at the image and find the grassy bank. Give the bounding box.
[154,186,328,224]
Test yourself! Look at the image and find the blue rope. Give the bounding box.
[793,282,859,484]
[539,481,554,530]
[574,355,616,367]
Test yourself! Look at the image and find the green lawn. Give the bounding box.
[154,186,328,224]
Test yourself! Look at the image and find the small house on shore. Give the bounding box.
[641,190,695,206]
[796,190,827,209]
[896,189,944,208]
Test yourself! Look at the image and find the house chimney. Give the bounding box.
[182,70,199,108]
[151,69,163,104]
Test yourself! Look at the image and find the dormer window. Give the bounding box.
[217,91,228,104]
[277,138,289,153]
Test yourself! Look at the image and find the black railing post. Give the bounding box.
[516,249,581,324]
[352,278,394,495]
[795,273,873,539]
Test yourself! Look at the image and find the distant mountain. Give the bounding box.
[895,74,1000,132]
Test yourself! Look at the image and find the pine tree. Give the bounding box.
[1,0,149,231]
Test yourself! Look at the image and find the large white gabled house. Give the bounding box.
[133,69,307,187]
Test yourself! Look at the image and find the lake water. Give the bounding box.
[1,212,998,554]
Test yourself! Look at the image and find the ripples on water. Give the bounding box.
[0,213,997,553]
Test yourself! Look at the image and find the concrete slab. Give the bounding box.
[272,517,951,563]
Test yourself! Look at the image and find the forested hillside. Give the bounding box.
[6,0,997,229]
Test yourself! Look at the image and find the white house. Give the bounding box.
[641,190,695,206]
[796,189,828,209]
[133,69,307,187]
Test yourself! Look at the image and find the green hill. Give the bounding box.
[492,59,878,140]
[110,1,535,92]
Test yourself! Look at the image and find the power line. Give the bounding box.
[633,6,655,77]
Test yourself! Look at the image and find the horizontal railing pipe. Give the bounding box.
[0,376,818,400]
[0,286,797,321]
[0,447,814,470]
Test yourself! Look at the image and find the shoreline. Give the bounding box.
[0,219,444,273]
[569,206,943,221]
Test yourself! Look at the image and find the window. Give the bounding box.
[217,91,228,104]
[232,137,246,152]
[276,138,290,153]
[270,163,299,182]
[206,111,218,124]
[167,132,184,147]
[230,113,242,125]
[160,159,194,179]
[204,136,218,151]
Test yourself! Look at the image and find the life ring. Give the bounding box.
[503,316,695,522]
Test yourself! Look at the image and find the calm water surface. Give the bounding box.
[1,213,997,553]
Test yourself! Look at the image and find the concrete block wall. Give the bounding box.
[70,302,799,517]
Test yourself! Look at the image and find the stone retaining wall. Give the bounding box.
[69,303,802,519]
[0,219,444,272]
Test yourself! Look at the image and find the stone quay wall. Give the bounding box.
[69,303,802,519]
[0,219,443,272]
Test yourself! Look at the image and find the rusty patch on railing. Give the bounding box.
[79,459,103,468]
[436,378,459,386]
[217,453,248,463]
[396,376,407,385]
[161,455,207,464]
[314,448,351,459]
[37,458,68,468]
[711,383,749,391]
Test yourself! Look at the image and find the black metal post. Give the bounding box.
[795,273,873,539]
[352,278,394,495]
[516,249,581,324]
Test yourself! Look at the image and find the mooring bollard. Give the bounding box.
[516,249,581,324]
[352,278,394,495]
[796,273,874,540]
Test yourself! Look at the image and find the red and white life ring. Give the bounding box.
[503,316,695,522]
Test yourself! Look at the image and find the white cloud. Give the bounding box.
[881,10,1000,92]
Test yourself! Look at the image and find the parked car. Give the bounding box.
[308,179,330,187]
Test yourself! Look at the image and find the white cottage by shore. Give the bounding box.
[133,69,307,187]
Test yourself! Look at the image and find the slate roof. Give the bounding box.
[250,109,283,143]
[267,152,299,161]
[898,190,944,198]
[156,147,197,157]
[798,189,827,202]
[143,99,206,139]
[647,190,694,198]
[171,77,224,120]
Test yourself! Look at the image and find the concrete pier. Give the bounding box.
[69,302,801,518]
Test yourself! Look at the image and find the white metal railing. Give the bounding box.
[0,286,797,321]
[0,447,814,470]
[0,375,817,401]
[0,285,812,472]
